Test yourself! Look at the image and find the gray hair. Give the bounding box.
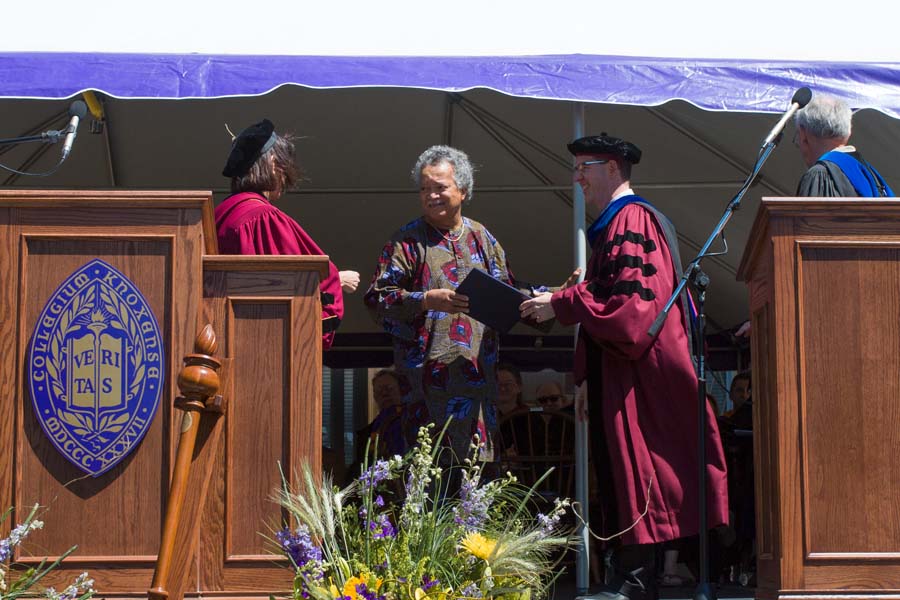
[795,95,852,140]
[412,145,475,201]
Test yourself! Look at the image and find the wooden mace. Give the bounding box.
[148,325,224,600]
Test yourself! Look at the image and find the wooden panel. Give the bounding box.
[0,208,16,544]
[740,199,900,599]
[803,562,900,590]
[228,301,289,558]
[18,239,171,560]
[770,216,804,590]
[199,258,324,597]
[752,303,776,559]
[0,191,213,594]
[797,245,900,556]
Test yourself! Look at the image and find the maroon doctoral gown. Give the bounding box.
[215,192,344,349]
[550,200,728,545]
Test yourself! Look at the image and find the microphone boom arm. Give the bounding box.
[647,140,777,338]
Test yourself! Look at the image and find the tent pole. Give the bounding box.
[572,102,590,596]
[443,93,455,146]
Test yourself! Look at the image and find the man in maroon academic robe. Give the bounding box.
[214,119,349,349]
[521,134,728,599]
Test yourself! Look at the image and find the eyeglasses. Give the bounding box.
[573,159,609,174]
[536,394,564,404]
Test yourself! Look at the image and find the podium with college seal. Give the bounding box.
[0,190,326,599]
[737,198,900,600]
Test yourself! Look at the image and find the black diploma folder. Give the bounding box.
[456,268,528,333]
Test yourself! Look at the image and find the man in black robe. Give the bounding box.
[794,95,894,197]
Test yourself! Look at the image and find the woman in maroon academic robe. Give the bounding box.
[215,119,357,349]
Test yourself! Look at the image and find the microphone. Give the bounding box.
[761,87,813,147]
[61,100,88,160]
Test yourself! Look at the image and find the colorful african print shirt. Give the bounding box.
[364,216,537,461]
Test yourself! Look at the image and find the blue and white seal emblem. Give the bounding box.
[29,259,165,476]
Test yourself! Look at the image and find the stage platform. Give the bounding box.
[550,570,754,600]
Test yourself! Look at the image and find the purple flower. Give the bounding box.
[536,512,560,535]
[422,575,440,591]
[453,473,490,530]
[458,583,482,598]
[370,513,397,539]
[374,495,385,508]
[359,460,391,493]
[0,538,10,562]
[355,584,386,600]
[276,525,322,568]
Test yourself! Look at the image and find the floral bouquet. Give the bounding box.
[0,504,94,600]
[274,424,572,600]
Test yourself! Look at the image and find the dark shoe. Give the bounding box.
[577,567,657,600]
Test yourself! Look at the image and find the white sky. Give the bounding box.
[3,0,899,62]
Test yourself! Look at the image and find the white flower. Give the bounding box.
[44,572,94,600]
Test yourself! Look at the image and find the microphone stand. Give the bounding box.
[0,127,75,177]
[647,136,780,600]
[0,130,67,147]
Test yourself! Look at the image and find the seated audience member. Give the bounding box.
[535,380,576,453]
[496,363,530,457]
[535,381,574,414]
[497,363,527,414]
[794,95,894,197]
[534,381,576,487]
[721,371,752,429]
[357,370,425,462]
[718,371,755,582]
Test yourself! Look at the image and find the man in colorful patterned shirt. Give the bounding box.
[364,145,561,464]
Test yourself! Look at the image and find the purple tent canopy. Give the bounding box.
[4,52,900,116]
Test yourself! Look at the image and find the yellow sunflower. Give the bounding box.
[460,531,500,561]
[330,574,383,600]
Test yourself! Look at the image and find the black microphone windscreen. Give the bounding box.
[68,100,88,119]
[792,87,813,108]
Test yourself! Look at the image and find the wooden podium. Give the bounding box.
[0,190,326,599]
[737,198,900,600]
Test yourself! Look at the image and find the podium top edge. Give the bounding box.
[0,190,214,206]
[738,197,900,280]
[760,196,900,209]
[203,255,330,277]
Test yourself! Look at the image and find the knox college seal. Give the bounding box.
[29,259,164,476]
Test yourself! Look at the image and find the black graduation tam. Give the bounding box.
[567,133,642,164]
[222,119,278,178]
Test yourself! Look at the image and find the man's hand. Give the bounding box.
[734,320,751,338]
[575,382,588,422]
[519,292,556,323]
[560,267,583,289]
[339,270,360,293]
[423,289,469,313]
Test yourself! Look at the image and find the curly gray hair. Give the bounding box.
[795,94,852,140]
[412,145,475,201]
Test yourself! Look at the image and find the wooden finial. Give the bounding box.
[194,323,218,356]
[176,325,222,412]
